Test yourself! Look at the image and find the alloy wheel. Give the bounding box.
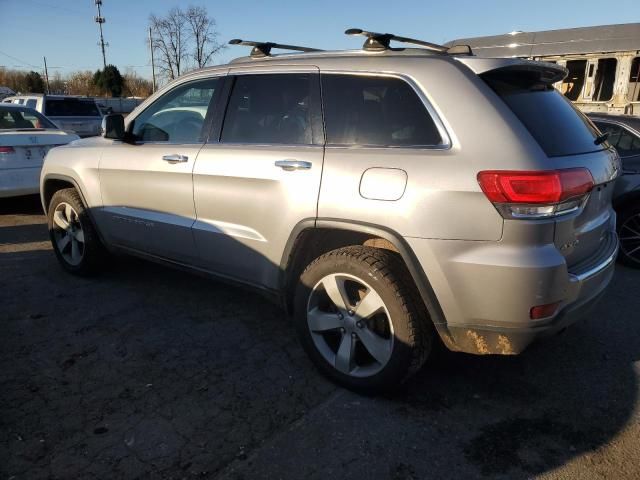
[306,273,394,377]
[52,202,85,266]
[619,212,640,265]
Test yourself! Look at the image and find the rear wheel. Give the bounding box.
[293,246,432,392]
[617,204,640,268]
[48,188,106,275]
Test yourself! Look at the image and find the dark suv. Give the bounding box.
[588,113,640,267]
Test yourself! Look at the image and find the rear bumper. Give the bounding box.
[443,251,615,355]
[406,231,618,355]
[0,167,41,198]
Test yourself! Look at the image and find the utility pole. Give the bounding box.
[43,56,50,94]
[94,0,108,68]
[148,27,156,93]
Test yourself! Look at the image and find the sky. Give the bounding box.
[0,0,638,81]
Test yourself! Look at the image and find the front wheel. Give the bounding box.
[48,188,106,275]
[293,246,432,392]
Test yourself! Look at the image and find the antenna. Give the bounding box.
[94,0,108,68]
[229,39,322,58]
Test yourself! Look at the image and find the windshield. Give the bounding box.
[0,106,58,130]
[45,98,101,117]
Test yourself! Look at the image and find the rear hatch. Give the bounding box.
[0,130,75,169]
[44,98,102,137]
[462,58,621,269]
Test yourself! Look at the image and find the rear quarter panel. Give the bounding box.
[316,56,549,241]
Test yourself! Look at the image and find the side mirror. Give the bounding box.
[102,114,125,140]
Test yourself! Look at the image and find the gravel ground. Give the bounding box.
[1,195,639,480]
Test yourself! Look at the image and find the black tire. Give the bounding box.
[293,246,432,392]
[47,188,107,275]
[617,204,640,269]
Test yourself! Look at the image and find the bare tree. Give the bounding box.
[149,7,188,81]
[123,70,153,97]
[184,6,225,69]
[149,6,224,81]
[66,71,101,96]
[49,72,66,95]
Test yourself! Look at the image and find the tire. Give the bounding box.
[47,188,107,275]
[617,204,640,269]
[293,246,432,392]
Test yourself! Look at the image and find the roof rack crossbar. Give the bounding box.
[228,39,323,58]
[345,28,472,55]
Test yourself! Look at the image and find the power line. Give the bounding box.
[0,49,40,69]
[22,0,86,17]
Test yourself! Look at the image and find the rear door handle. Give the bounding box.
[162,154,189,164]
[274,160,312,171]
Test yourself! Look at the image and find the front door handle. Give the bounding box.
[162,154,189,164]
[274,160,312,171]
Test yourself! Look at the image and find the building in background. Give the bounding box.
[447,23,640,116]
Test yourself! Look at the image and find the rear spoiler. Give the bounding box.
[455,57,568,84]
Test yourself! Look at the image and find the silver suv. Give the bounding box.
[40,30,621,391]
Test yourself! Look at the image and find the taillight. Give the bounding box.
[477,168,594,219]
[0,146,15,154]
[530,302,561,319]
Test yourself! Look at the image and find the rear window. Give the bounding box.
[0,106,57,129]
[483,70,606,157]
[45,98,100,117]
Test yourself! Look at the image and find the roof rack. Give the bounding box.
[345,28,472,55]
[228,39,323,58]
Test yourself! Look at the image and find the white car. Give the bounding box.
[0,104,79,198]
[3,94,103,138]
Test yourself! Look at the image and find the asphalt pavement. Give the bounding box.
[1,195,639,479]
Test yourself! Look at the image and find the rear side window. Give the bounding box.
[221,74,317,145]
[483,70,605,157]
[45,98,100,117]
[26,99,37,109]
[321,74,442,147]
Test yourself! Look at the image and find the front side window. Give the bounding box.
[132,78,219,143]
[221,74,316,145]
[26,99,37,109]
[321,74,442,147]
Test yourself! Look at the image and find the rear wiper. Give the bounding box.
[594,132,609,145]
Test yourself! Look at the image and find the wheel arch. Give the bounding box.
[42,174,107,245]
[42,174,88,212]
[280,218,448,333]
